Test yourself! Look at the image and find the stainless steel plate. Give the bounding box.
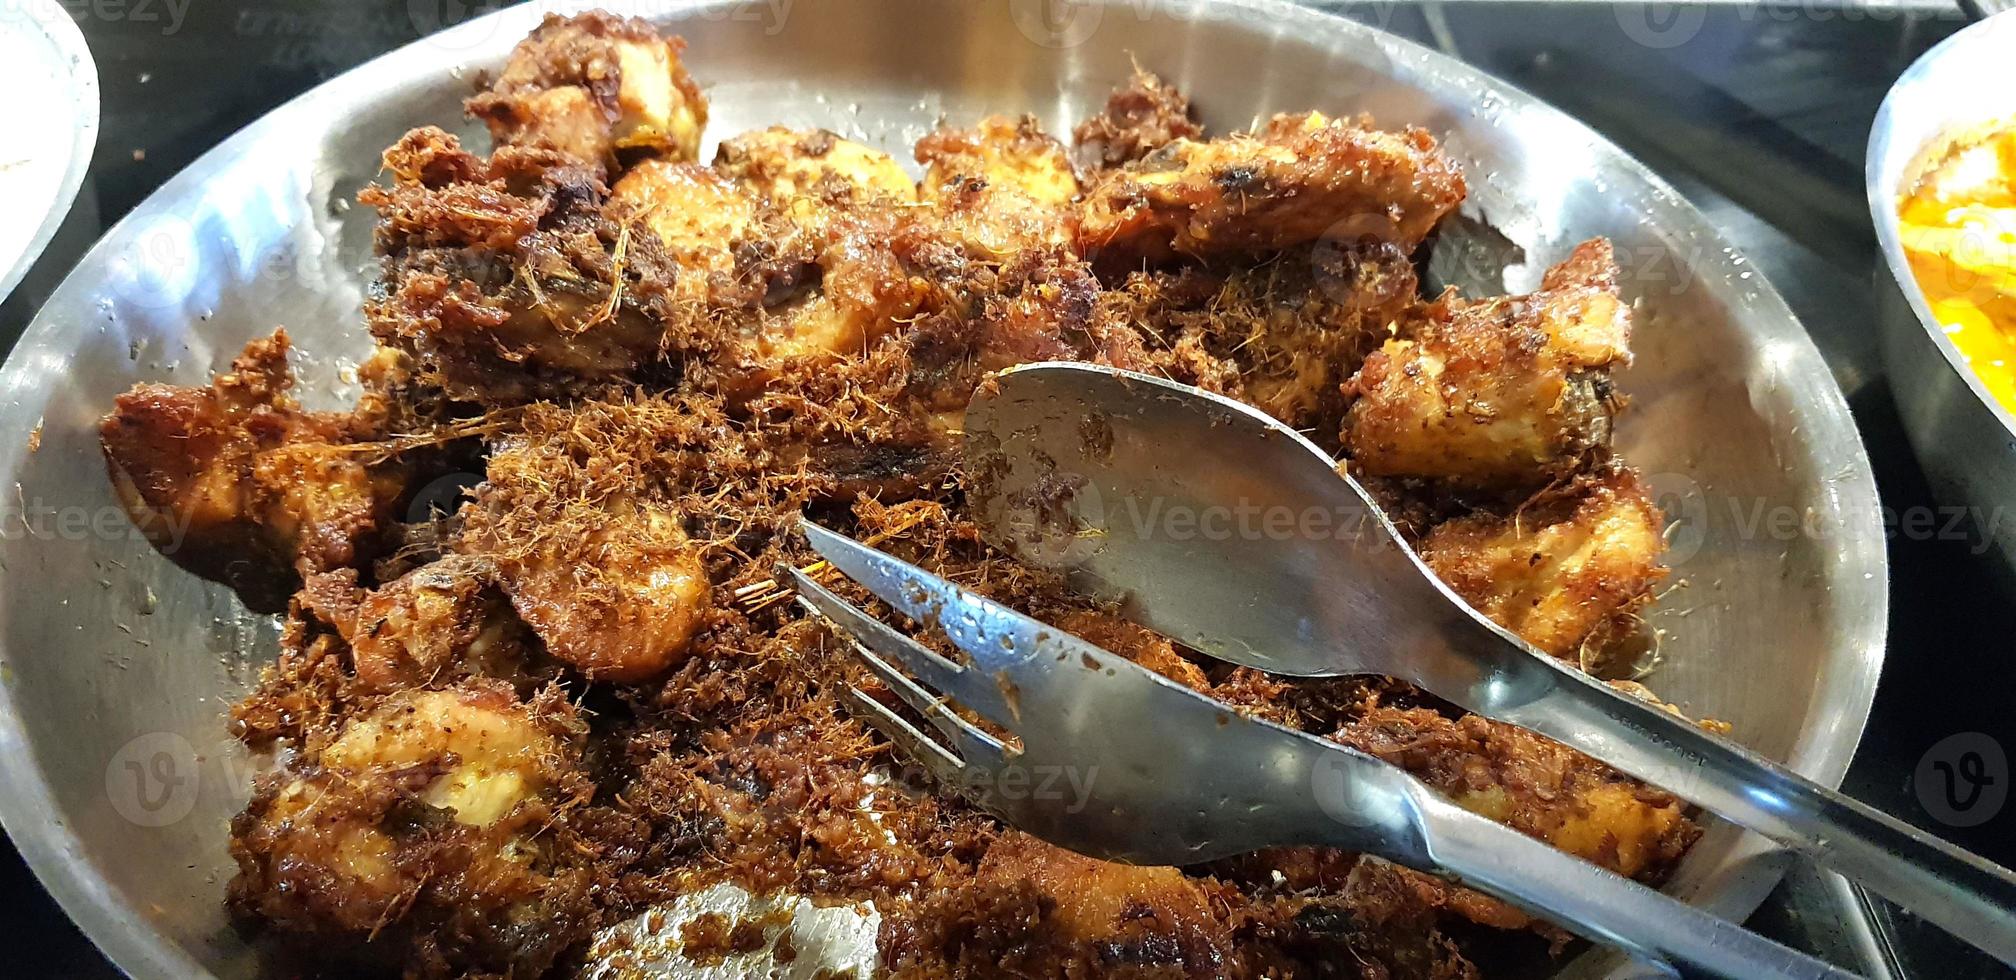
[0,1,1886,976]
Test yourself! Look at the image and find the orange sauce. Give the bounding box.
[1899,128,2016,414]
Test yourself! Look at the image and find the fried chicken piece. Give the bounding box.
[971,833,1236,977]
[762,223,935,360]
[712,128,935,361]
[458,399,715,683]
[720,202,1145,500]
[363,127,691,400]
[1076,111,1465,271]
[918,114,1078,206]
[1419,466,1665,662]
[1342,239,1632,487]
[302,556,550,691]
[1109,241,1421,435]
[915,115,1079,257]
[715,126,918,206]
[1073,69,1203,171]
[99,330,408,611]
[467,12,707,171]
[1335,704,1697,881]
[608,158,760,303]
[229,683,596,976]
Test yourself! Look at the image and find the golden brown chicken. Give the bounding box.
[456,398,714,683]
[1077,111,1467,271]
[294,556,554,692]
[607,158,760,304]
[467,11,707,172]
[229,683,597,975]
[712,127,934,360]
[1343,239,1633,487]
[99,330,408,610]
[913,115,1080,259]
[1336,703,1696,881]
[1418,466,1666,662]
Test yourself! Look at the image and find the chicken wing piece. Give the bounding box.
[456,398,714,683]
[1072,69,1203,172]
[363,127,690,400]
[1076,111,1465,271]
[915,115,1078,257]
[1417,466,1666,662]
[1335,703,1696,881]
[229,682,596,976]
[100,330,409,611]
[467,11,707,172]
[1342,239,1632,487]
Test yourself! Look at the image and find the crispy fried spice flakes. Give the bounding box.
[101,13,1702,979]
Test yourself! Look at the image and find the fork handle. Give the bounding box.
[1411,793,1856,979]
[1489,653,2016,967]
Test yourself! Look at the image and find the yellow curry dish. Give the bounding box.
[1899,125,2016,414]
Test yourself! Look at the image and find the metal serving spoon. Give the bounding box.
[963,361,2016,967]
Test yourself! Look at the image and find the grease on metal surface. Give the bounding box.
[583,882,879,979]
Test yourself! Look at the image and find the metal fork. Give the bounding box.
[788,521,1854,980]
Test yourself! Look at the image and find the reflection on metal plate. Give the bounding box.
[583,882,880,979]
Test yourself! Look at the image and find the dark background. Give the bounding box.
[4,1,2011,977]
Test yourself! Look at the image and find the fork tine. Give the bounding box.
[800,518,1146,685]
[786,561,1017,726]
[834,684,969,787]
[795,593,1010,764]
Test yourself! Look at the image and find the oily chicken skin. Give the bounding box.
[294,557,555,693]
[711,127,937,361]
[1335,704,1696,882]
[607,158,760,304]
[962,833,1239,977]
[715,126,919,207]
[1343,239,1633,488]
[99,26,1707,978]
[915,114,1080,257]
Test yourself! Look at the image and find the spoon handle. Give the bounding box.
[1484,650,2016,967]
